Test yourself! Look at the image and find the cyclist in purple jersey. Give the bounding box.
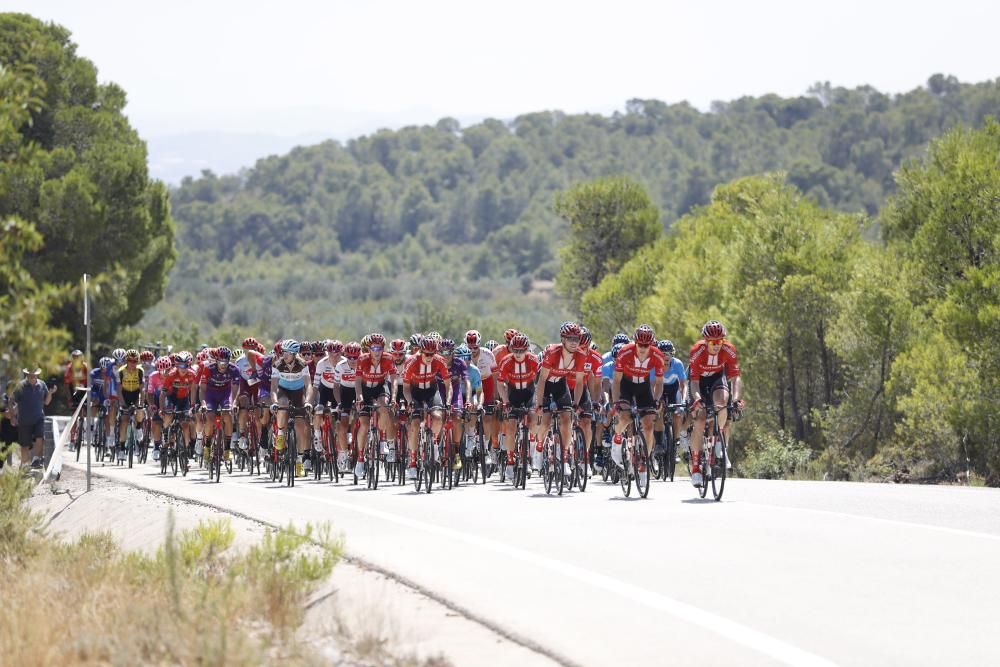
[200,346,240,459]
[437,339,471,472]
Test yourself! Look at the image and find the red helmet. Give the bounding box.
[139,350,154,363]
[503,328,519,344]
[242,336,258,350]
[634,324,655,346]
[701,320,727,340]
[326,339,344,354]
[465,330,482,347]
[389,338,406,354]
[197,349,211,364]
[510,333,530,352]
[343,342,361,359]
[273,340,283,356]
[368,333,386,349]
[559,321,582,339]
[155,357,172,372]
[579,326,593,347]
[420,337,440,354]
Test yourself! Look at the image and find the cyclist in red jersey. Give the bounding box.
[496,333,539,473]
[571,326,604,473]
[611,324,666,483]
[354,333,398,479]
[533,322,588,476]
[688,320,744,488]
[402,336,452,480]
[161,351,198,455]
[493,328,519,452]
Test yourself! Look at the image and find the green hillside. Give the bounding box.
[139,74,1000,344]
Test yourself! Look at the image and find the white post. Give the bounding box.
[84,273,91,492]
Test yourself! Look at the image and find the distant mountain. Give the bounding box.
[146,131,333,184]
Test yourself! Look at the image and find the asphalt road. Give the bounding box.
[57,435,1000,667]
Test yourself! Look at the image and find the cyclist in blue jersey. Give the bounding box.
[652,339,688,457]
[270,339,314,474]
[89,357,119,450]
[457,344,484,457]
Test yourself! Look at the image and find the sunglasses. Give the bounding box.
[301,351,314,356]
[345,355,359,361]
[637,343,650,348]
[370,345,384,352]
[512,349,528,355]
[562,336,580,343]
[706,339,724,345]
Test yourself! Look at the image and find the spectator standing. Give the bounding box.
[1,380,18,470]
[8,368,56,469]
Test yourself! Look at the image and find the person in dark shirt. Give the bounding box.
[9,368,56,469]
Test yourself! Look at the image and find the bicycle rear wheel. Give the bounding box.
[367,431,380,490]
[575,428,588,492]
[619,439,633,498]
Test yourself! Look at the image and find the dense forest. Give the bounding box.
[143,74,1000,345]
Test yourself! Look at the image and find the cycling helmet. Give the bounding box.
[634,324,655,346]
[326,339,344,354]
[560,321,582,339]
[611,343,624,359]
[99,356,115,370]
[283,339,301,355]
[657,339,675,354]
[702,320,727,339]
[510,333,530,352]
[112,348,126,363]
[123,349,139,362]
[242,336,259,350]
[389,339,406,354]
[196,349,211,365]
[155,357,172,372]
[408,333,423,348]
[425,331,442,342]
[579,326,592,347]
[175,351,194,366]
[503,328,519,344]
[612,332,630,346]
[456,344,471,360]
[465,330,482,347]
[170,352,180,364]
[233,348,245,360]
[71,349,83,357]
[368,333,386,350]
[343,342,361,359]
[420,337,440,354]
[215,346,233,361]
[310,340,324,355]
[139,350,154,363]
[484,339,499,351]
[360,334,372,352]
[440,338,456,353]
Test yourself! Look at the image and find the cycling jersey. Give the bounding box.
[272,357,310,391]
[493,344,512,367]
[356,352,395,387]
[118,365,144,393]
[470,348,497,379]
[235,354,263,386]
[439,357,468,408]
[467,364,482,394]
[202,362,240,392]
[497,353,539,390]
[688,340,740,380]
[662,356,687,385]
[403,354,450,389]
[89,368,117,401]
[147,370,164,395]
[614,343,665,382]
[164,368,197,399]
[539,344,587,382]
[313,355,340,389]
[601,359,615,381]
[64,360,88,388]
[333,358,357,387]
[569,347,603,389]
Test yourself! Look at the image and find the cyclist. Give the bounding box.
[407,333,422,357]
[604,332,630,365]
[388,338,408,404]
[572,326,604,474]
[496,333,539,476]
[465,329,499,459]
[611,324,666,487]
[193,347,212,454]
[402,335,451,481]
[332,341,361,473]
[161,351,197,457]
[456,344,484,457]
[533,322,588,477]
[62,349,88,408]
[270,340,314,476]
[89,356,118,450]
[438,338,470,471]
[200,346,240,463]
[148,356,170,460]
[492,328,519,367]
[234,337,265,450]
[115,349,145,460]
[596,342,625,471]
[354,333,398,479]
[656,339,689,459]
[312,339,343,457]
[688,320,743,488]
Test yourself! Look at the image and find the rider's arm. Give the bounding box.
[270,376,279,404]
[571,371,585,406]
[653,375,664,403]
[403,381,413,404]
[730,375,743,403]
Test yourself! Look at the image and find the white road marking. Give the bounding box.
[257,486,839,667]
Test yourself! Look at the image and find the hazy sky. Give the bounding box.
[9,0,1000,140]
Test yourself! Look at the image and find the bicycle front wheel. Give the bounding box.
[635,430,651,499]
[711,430,727,501]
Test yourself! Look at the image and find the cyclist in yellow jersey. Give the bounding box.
[115,349,145,461]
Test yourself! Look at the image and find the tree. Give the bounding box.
[0,13,176,346]
[554,176,661,315]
